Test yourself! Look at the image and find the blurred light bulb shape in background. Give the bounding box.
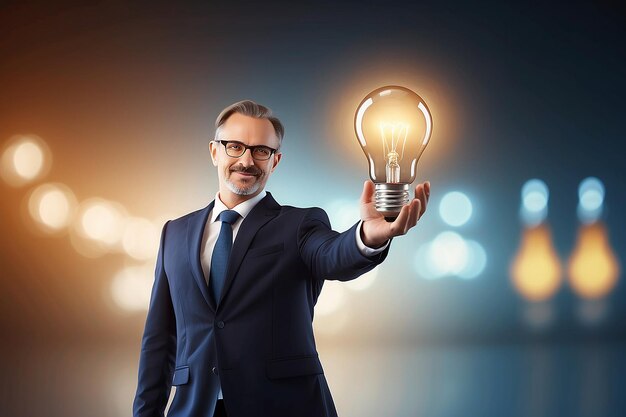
[355,86,432,218]
[567,223,619,299]
[510,225,562,302]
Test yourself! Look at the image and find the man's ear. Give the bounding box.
[270,152,282,173]
[209,141,219,167]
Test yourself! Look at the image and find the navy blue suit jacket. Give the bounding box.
[133,192,389,417]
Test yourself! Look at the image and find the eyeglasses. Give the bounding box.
[214,140,277,161]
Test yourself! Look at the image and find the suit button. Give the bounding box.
[217,321,225,329]
[212,366,219,375]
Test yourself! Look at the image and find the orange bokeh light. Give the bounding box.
[567,223,620,299]
[510,225,562,302]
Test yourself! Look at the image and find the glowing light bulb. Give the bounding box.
[355,86,432,218]
[510,225,562,302]
[567,223,619,299]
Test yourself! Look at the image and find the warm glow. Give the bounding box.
[345,266,379,291]
[122,217,160,260]
[76,198,127,246]
[13,141,43,178]
[27,183,76,232]
[110,264,154,311]
[1,135,51,186]
[510,225,562,302]
[315,281,346,316]
[567,223,619,299]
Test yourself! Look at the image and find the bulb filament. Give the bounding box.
[380,122,408,183]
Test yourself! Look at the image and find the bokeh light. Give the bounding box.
[71,198,128,257]
[110,264,154,312]
[1,134,52,186]
[122,217,160,261]
[26,183,77,232]
[79,199,126,245]
[520,179,549,226]
[567,223,619,300]
[439,191,473,227]
[458,240,487,279]
[429,231,469,277]
[577,177,605,224]
[510,225,562,302]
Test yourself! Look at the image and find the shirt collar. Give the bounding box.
[210,190,267,223]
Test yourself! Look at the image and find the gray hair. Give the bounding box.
[215,100,284,147]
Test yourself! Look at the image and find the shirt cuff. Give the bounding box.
[355,220,390,256]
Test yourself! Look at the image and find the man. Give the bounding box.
[133,100,430,417]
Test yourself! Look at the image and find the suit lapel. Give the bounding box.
[187,201,217,311]
[218,192,281,306]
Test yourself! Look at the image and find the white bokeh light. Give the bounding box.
[439,191,473,227]
[520,179,549,226]
[458,239,487,279]
[429,231,469,276]
[577,177,604,224]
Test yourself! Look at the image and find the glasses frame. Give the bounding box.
[214,140,278,161]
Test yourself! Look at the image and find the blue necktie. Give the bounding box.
[210,210,240,304]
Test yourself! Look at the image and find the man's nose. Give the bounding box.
[239,148,255,166]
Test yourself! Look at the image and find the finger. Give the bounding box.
[390,203,411,236]
[415,183,428,218]
[407,200,422,231]
[360,180,375,205]
[419,186,428,218]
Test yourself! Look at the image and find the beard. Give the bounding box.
[225,164,265,196]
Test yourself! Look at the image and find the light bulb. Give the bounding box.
[354,85,433,218]
[567,223,619,299]
[510,225,562,302]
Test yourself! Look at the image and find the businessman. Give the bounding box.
[133,100,430,417]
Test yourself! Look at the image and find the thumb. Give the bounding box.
[360,180,375,204]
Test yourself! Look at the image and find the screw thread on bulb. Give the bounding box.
[375,183,410,220]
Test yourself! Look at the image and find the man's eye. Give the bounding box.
[228,144,243,151]
[255,148,270,156]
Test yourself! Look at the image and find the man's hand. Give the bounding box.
[360,180,430,248]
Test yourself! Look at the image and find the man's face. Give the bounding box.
[209,113,282,202]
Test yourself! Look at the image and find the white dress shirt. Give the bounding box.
[200,190,389,399]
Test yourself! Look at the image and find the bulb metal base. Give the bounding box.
[375,183,410,220]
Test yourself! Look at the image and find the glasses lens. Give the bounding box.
[252,147,272,160]
[224,142,245,157]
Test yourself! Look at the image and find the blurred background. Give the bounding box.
[1,1,625,416]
